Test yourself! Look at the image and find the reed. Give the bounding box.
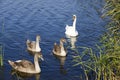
[0,20,4,66]
[0,45,3,66]
[101,0,120,79]
[73,45,120,80]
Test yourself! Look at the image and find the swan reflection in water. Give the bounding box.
[66,35,77,49]
[11,69,40,80]
[53,55,67,74]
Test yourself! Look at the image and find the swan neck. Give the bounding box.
[36,38,40,48]
[60,41,64,50]
[60,41,63,47]
[34,55,40,72]
[73,18,76,29]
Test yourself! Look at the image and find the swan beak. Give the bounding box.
[40,56,44,61]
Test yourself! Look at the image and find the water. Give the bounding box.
[0,0,107,80]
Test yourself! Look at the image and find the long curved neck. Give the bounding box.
[34,55,40,72]
[60,41,64,50]
[36,38,40,49]
[72,18,76,30]
[60,41,63,47]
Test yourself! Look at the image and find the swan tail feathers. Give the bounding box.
[8,60,17,69]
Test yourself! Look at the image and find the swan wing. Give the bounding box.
[65,25,72,30]
[16,60,34,68]
[8,60,35,70]
[65,25,69,30]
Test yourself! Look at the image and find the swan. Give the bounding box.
[52,38,67,57]
[65,15,78,37]
[26,35,41,52]
[8,53,44,74]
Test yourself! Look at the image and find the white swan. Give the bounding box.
[52,38,67,57]
[65,15,78,37]
[26,35,41,52]
[8,53,44,74]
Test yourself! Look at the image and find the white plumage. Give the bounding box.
[65,15,78,37]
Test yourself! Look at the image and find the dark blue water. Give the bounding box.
[0,0,107,80]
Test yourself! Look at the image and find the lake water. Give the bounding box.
[0,0,107,80]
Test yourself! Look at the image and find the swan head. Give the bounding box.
[35,52,44,61]
[73,15,76,21]
[38,53,44,61]
[36,35,40,41]
[60,38,66,43]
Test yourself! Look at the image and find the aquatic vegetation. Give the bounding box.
[102,0,120,21]
[0,45,3,66]
[102,0,120,77]
[73,46,120,80]
[0,20,4,66]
